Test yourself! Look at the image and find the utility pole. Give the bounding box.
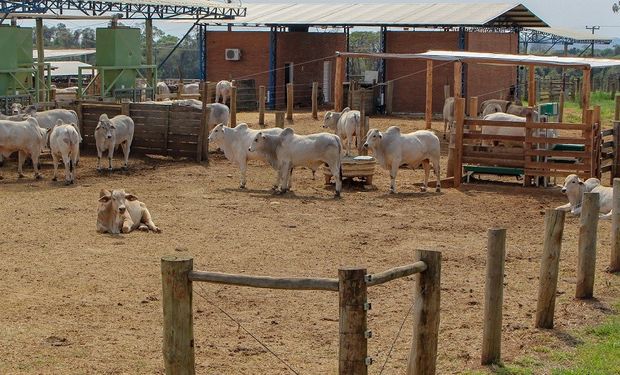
[586,26,600,57]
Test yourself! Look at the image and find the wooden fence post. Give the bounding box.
[197,82,208,163]
[275,112,284,129]
[407,250,441,375]
[558,91,565,122]
[206,81,214,104]
[481,228,506,365]
[338,267,368,375]
[425,60,433,129]
[286,83,293,121]
[615,93,620,121]
[469,96,479,118]
[334,55,344,112]
[258,85,266,127]
[535,209,566,329]
[312,82,318,120]
[201,106,211,162]
[358,92,366,155]
[177,82,184,100]
[613,122,620,184]
[576,192,599,299]
[386,80,394,115]
[161,256,195,375]
[453,97,465,187]
[611,178,620,272]
[230,85,237,127]
[359,116,369,156]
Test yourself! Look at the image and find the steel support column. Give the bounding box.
[268,27,277,110]
[345,26,350,81]
[199,24,206,80]
[379,26,387,114]
[458,26,467,98]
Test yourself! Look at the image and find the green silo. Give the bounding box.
[0,25,33,96]
[96,27,141,95]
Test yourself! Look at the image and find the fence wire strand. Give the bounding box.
[193,284,301,375]
[378,300,415,375]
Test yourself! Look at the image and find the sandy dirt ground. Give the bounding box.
[0,110,618,374]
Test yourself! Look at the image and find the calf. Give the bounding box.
[215,80,233,105]
[49,120,81,185]
[363,127,441,193]
[249,128,342,197]
[0,117,45,179]
[556,174,613,219]
[323,107,361,156]
[97,189,161,234]
[94,114,135,172]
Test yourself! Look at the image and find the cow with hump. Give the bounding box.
[48,119,82,185]
[97,189,161,234]
[363,126,441,193]
[322,107,361,156]
[94,113,135,172]
[0,116,46,179]
[556,174,614,219]
[249,127,342,197]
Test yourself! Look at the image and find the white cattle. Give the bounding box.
[442,97,455,139]
[481,112,552,147]
[556,174,614,219]
[363,127,441,193]
[183,83,200,95]
[156,82,171,98]
[249,128,342,197]
[97,189,161,234]
[23,106,80,132]
[0,117,45,179]
[208,123,285,188]
[481,103,503,117]
[94,114,135,172]
[215,80,233,104]
[322,107,361,156]
[11,103,24,115]
[49,120,81,185]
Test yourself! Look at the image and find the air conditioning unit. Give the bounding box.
[225,48,241,61]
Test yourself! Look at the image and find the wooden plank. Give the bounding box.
[168,133,200,143]
[132,117,169,127]
[464,133,524,142]
[188,270,339,291]
[602,165,613,173]
[524,169,590,178]
[464,119,527,128]
[525,161,591,171]
[525,137,587,145]
[524,149,590,158]
[601,129,614,137]
[463,157,524,168]
[425,60,433,129]
[366,261,428,287]
[464,150,524,160]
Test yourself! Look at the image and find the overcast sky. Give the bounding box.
[17,1,620,39]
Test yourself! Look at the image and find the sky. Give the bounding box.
[15,0,620,39]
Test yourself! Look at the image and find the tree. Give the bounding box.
[614,2,620,12]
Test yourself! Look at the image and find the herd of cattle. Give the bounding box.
[1,81,615,234]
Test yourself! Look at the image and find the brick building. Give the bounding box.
[202,2,545,113]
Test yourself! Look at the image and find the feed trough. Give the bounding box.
[323,155,376,185]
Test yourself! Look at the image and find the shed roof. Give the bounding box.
[214,2,546,27]
[337,50,620,68]
[524,27,613,45]
[34,49,96,59]
[46,61,94,77]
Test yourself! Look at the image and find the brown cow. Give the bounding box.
[96,189,161,234]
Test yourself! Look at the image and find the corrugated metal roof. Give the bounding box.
[337,50,620,68]
[214,2,546,27]
[34,49,96,59]
[526,27,613,44]
[99,0,239,8]
[46,61,95,77]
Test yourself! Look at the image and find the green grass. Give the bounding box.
[563,91,616,127]
[488,302,620,375]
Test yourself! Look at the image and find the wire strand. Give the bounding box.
[378,301,415,375]
[193,284,301,375]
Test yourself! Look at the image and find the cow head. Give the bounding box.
[23,105,37,117]
[208,123,226,143]
[363,128,382,150]
[97,189,139,234]
[323,111,338,130]
[96,114,115,140]
[11,103,23,115]
[561,174,583,194]
[249,132,266,153]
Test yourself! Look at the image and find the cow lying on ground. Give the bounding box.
[363,127,441,193]
[215,80,233,105]
[48,120,81,185]
[183,83,200,95]
[323,107,361,156]
[94,114,135,172]
[442,97,455,139]
[481,111,552,147]
[249,128,342,197]
[97,189,161,234]
[0,117,45,179]
[556,174,613,219]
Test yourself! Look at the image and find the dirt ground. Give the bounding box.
[1,111,618,375]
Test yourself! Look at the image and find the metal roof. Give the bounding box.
[337,50,620,68]
[0,0,246,19]
[211,2,546,27]
[34,49,96,59]
[524,27,613,45]
[46,61,94,77]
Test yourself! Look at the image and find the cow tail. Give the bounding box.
[69,159,74,173]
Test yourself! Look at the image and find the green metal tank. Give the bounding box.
[96,27,141,94]
[0,26,33,96]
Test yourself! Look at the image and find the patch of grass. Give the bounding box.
[488,302,619,375]
[563,91,616,127]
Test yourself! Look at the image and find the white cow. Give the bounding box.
[94,114,135,172]
[442,97,455,139]
[142,100,229,128]
[156,82,171,99]
[323,107,361,156]
[11,103,24,115]
[481,103,503,117]
[481,111,552,147]
[49,120,81,185]
[22,106,80,133]
[215,80,233,105]
[363,127,441,193]
[97,189,161,234]
[208,123,285,189]
[0,117,45,179]
[183,83,200,95]
[249,128,342,197]
[556,174,614,219]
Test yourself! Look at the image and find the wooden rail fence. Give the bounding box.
[161,250,441,375]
